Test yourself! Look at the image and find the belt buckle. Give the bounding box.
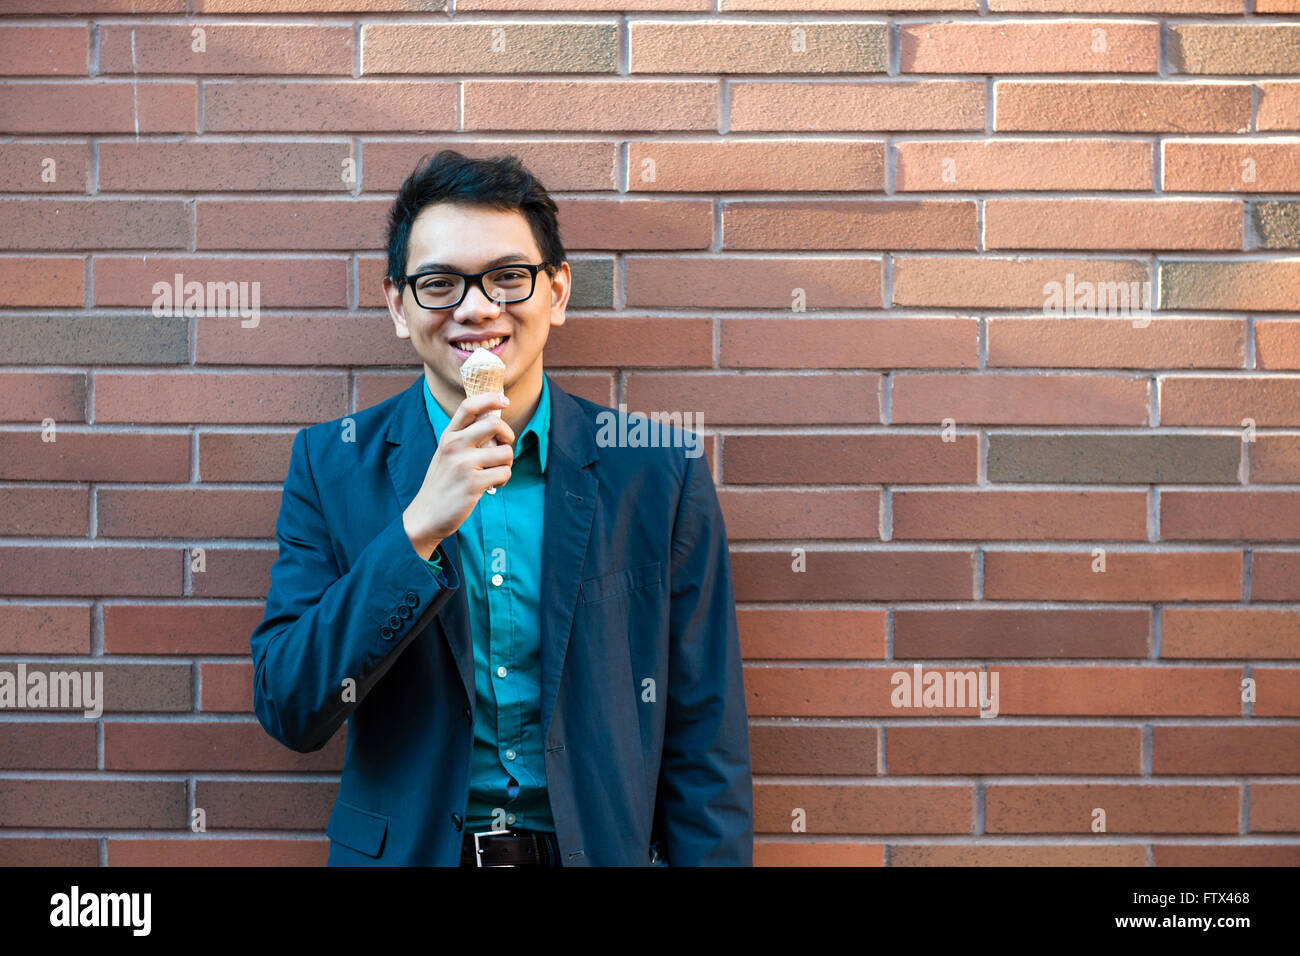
[473,828,516,868]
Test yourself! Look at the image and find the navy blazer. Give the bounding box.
[249,371,754,866]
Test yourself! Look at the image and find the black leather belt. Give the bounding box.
[460,827,556,867]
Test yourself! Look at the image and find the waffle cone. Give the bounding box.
[460,362,506,399]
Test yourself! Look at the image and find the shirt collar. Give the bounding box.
[422,371,550,474]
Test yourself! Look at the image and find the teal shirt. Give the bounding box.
[421,373,555,833]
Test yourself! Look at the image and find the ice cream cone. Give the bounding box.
[460,346,507,451]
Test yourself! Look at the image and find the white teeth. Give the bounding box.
[454,336,504,351]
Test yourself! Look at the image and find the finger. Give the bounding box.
[446,391,509,432]
[477,464,512,488]
[471,443,515,468]
[460,413,514,449]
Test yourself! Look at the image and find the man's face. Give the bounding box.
[383,202,569,409]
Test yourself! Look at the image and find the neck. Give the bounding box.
[426,359,544,439]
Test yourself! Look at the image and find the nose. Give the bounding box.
[455,277,504,318]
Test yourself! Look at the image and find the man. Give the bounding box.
[249,150,753,866]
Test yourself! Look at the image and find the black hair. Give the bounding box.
[385,149,566,291]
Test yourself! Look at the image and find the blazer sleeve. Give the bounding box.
[654,448,755,865]
[249,427,461,754]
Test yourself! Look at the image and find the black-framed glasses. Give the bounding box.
[402,261,550,311]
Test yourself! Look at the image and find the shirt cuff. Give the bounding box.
[423,544,444,574]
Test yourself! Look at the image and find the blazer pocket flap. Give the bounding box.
[580,561,661,605]
[326,800,388,858]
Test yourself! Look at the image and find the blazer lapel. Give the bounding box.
[537,373,599,739]
[383,369,600,739]
[384,373,475,709]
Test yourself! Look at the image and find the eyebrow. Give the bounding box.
[411,251,531,273]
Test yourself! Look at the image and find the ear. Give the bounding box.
[547,261,571,329]
[383,276,411,339]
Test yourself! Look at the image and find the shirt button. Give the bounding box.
[505,750,516,761]
[506,813,516,824]
[491,573,503,586]
[496,665,507,678]
[487,487,497,495]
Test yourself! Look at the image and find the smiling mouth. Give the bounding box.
[449,335,509,357]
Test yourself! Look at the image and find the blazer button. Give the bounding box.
[397,604,412,620]
[387,614,401,629]
[380,626,394,641]
[404,591,419,608]
[451,812,463,831]
[463,707,471,721]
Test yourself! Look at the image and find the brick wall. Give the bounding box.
[1,1,1298,867]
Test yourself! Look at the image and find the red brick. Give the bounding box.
[98,488,281,539]
[0,26,88,76]
[896,138,1152,191]
[888,726,1141,774]
[895,608,1150,658]
[732,551,975,602]
[0,486,87,536]
[987,317,1244,369]
[205,80,456,132]
[99,24,352,75]
[548,316,713,368]
[984,198,1242,251]
[995,81,1252,132]
[0,82,195,133]
[0,545,181,596]
[199,431,295,483]
[721,317,977,369]
[0,199,188,250]
[731,81,985,131]
[626,255,882,308]
[0,604,90,654]
[196,199,388,250]
[1154,727,1300,773]
[901,21,1159,73]
[93,372,348,424]
[201,661,253,712]
[723,200,978,250]
[756,782,974,833]
[983,550,1242,601]
[997,665,1243,715]
[557,198,712,250]
[1251,785,1300,831]
[893,256,1148,308]
[628,140,885,192]
[626,372,879,425]
[0,430,189,481]
[755,843,884,867]
[109,838,327,866]
[104,603,266,655]
[737,608,886,660]
[0,780,185,828]
[724,433,977,484]
[717,488,879,540]
[0,143,88,192]
[892,373,1149,424]
[99,142,354,193]
[1162,376,1300,426]
[105,721,344,771]
[1163,608,1300,658]
[1162,490,1300,540]
[893,490,1148,540]
[0,257,83,306]
[0,372,84,422]
[986,784,1238,833]
[892,845,1144,865]
[1163,138,1300,192]
[362,140,615,193]
[465,80,717,131]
